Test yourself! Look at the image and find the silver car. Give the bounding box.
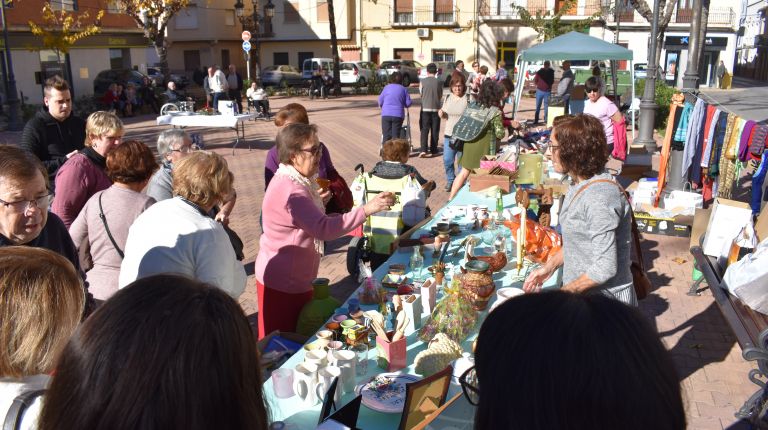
[376,60,423,87]
[418,61,458,86]
[339,61,377,86]
[261,65,303,87]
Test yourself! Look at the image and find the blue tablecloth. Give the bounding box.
[263,184,561,428]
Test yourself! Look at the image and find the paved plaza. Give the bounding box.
[0,92,755,429]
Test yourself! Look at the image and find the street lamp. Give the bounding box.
[634,0,661,154]
[233,0,274,79]
[1,0,22,131]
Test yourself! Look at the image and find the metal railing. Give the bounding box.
[674,6,735,25]
[394,5,459,25]
[482,0,606,17]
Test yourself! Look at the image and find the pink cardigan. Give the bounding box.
[255,175,366,294]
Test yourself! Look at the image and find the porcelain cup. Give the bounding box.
[331,350,357,393]
[305,349,327,367]
[315,365,342,405]
[292,362,319,406]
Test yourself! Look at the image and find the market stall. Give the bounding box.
[156,111,256,155]
[261,178,565,429]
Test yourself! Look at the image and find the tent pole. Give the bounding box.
[513,58,526,118]
[630,61,636,140]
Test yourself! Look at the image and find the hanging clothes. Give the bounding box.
[674,102,694,144]
[717,115,742,199]
[692,105,717,186]
[753,152,768,215]
[738,120,758,161]
[708,113,729,178]
[655,100,684,207]
[702,109,722,169]
[749,124,768,158]
[682,99,707,182]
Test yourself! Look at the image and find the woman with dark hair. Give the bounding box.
[39,274,270,430]
[378,72,412,143]
[439,76,468,191]
[523,114,636,305]
[467,291,685,430]
[583,76,623,154]
[448,79,506,199]
[69,140,158,301]
[255,123,394,338]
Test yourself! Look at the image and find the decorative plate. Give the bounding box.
[381,273,408,288]
[355,373,421,413]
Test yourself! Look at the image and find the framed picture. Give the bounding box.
[397,365,453,430]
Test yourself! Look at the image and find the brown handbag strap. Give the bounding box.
[570,178,645,271]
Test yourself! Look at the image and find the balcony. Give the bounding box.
[674,6,735,26]
[481,0,606,19]
[393,6,460,26]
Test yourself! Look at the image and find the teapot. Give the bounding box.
[457,260,496,311]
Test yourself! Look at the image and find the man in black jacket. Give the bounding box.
[20,76,86,187]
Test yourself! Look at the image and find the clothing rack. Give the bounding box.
[680,89,741,119]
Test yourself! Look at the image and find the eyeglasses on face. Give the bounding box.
[586,88,600,94]
[0,192,54,214]
[459,366,480,406]
[170,144,200,154]
[300,145,322,156]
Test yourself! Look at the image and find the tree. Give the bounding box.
[28,3,104,84]
[114,0,191,83]
[513,0,604,42]
[327,0,341,95]
[627,0,679,69]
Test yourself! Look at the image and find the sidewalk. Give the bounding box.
[1,93,754,428]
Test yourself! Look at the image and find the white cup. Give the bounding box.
[305,349,327,367]
[293,362,319,406]
[332,350,357,394]
[316,365,342,405]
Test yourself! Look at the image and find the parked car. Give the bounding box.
[146,67,190,88]
[376,60,423,87]
[93,69,152,95]
[339,61,377,86]
[302,58,335,80]
[261,65,303,87]
[634,63,648,79]
[418,61,458,86]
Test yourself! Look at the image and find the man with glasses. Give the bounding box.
[147,129,237,225]
[20,76,86,188]
[0,145,87,298]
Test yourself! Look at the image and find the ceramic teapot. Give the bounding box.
[457,260,496,311]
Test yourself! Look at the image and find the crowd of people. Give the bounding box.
[0,64,685,429]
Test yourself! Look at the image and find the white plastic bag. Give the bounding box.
[350,174,367,208]
[723,236,768,315]
[401,175,426,227]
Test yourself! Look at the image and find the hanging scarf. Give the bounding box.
[275,163,325,255]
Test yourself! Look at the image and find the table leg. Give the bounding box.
[231,121,250,155]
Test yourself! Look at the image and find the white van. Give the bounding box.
[302,58,334,80]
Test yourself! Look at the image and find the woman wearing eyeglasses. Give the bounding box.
[583,76,624,155]
[465,291,686,430]
[69,140,158,301]
[254,123,395,338]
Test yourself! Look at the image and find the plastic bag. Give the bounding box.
[723,236,768,315]
[401,175,427,227]
[418,280,478,344]
[502,215,562,263]
[351,173,367,208]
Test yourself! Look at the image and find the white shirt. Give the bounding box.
[0,375,49,430]
[209,70,229,93]
[247,87,267,101]
[119,197,246,298]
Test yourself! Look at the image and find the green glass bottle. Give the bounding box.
[495,188,504,218]
[295,278,341,336]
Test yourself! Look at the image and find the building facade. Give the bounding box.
[735,0,767,81]
[1,0,154,104]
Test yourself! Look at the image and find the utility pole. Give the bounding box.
[1,0,22,131]
[682,0,703,100]
[635,0,662,153]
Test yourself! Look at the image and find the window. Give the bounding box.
[225,10,235,26]
[109,48,131,70]
[434,0,453,22]
[676,0,692,23]
[221,50,230,68]
[106,0,123,14]
[393,49,414,60]
[317,0,329,22]
[175,6,199,29]
[432,49,455,62]
[49,0,76,11]
[284,1,299,23]
[394,0,413,23]
[274,52,289,65]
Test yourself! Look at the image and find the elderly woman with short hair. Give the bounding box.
[52,111,124,228]
[523,114,636,305]
[119,151,246,297]
[0,246,85,429]
[255,123,395,338]
[69,140,158,301]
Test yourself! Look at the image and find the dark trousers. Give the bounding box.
[419,111,441,154]
[382,116,404,143]
[228,89,243,112]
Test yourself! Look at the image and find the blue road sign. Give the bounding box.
[242,41,251,52]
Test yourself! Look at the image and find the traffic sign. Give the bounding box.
[242,41,251,52]
[241,31,252,42]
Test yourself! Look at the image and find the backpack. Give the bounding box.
[451,103,500,143]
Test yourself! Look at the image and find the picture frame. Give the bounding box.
[397,365,453,430]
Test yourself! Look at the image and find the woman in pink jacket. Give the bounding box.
[254,123,394,339]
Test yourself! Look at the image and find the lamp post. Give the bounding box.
[1,0,22,131]
[234,0,274,81]
[634,0,661,153]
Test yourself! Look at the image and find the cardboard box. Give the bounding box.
[470,172,512,193]
[689,208,712,249]
[376,331,407,372]
[634,211,693,237]
[702,198,752,258]
[755,206,768,242]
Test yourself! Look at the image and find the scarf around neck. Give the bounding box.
[81,146,106,170]
[275,163,325,255]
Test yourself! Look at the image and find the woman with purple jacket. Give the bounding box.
[378,72,412,143]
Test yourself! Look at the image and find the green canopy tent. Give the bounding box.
[513,31,635,132]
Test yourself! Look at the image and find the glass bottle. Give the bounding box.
[295,278,340,336]
[410,246,424,281]
[495,188,504,219]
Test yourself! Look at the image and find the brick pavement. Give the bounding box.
[0,93,754,428]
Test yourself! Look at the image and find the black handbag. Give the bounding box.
[448,136,464,152]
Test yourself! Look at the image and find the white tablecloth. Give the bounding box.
[156,113,256,128]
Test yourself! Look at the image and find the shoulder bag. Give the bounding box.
[571,178,652,300]
[325,167,354,214]
[449,103,501,152]
[98,193,125,259]
[3,389,45,430]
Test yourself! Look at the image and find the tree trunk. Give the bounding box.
[153,32,169,85]
[696,0,710,86]
[327,0,341,95]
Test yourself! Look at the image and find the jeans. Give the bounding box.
[419,111,441,154]
[443,136,462,186]
[212,92,228,110]
[382,115,404,143]
[562,94,571,115]
[534,89,550,123]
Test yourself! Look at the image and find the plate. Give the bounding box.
[355,373,421,413]
[381,273,408,288]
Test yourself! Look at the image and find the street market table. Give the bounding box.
[156,112,256,155]
[262,184,563,429]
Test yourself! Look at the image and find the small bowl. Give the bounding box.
[303,340,326,351]
[340,319,357,330]
[316,330,334,341]
[325,321,341,331]
[332,314,348,323]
